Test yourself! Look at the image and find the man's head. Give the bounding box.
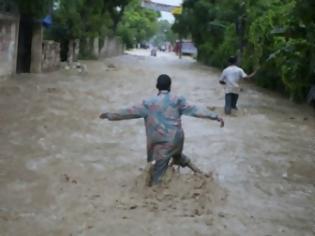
[156,74,171,91]
[228,56,237,65]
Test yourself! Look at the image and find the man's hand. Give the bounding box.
[99,113,108,119]
[246,69,259,79]
[217,117,224,128]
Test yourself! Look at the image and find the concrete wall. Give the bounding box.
[93,37,99,58]
[42,40,60,72]
[0,14,19,78]
[67,39,80,63]
[30,23,43,73]
[30,24,61,73]
[99,36,125,58]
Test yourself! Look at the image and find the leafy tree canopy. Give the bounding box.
[117,0,159,48]
[173,0,315,101]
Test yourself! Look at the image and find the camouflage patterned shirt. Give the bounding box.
[106,91,219,162]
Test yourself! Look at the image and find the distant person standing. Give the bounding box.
[219,56,256,114]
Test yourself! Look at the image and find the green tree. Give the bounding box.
[117,0,159,48]
[12,0,52,17]
[102,0,130,33]
[49,0,128,59]
[152,20,176,47]
[174,0,315,101]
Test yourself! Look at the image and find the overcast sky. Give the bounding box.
[151,0,183,23]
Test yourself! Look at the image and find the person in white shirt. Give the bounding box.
[219,56,256,114]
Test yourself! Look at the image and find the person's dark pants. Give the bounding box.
[150,153,190,185]
[148,131,194,185]
[225,93,239,114]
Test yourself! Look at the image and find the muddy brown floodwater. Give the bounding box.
[0,50,315,236]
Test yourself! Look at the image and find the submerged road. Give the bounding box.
[0,50,314,236]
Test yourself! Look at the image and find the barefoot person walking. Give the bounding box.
[100,74,224,185]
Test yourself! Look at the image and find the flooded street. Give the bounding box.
[0,50,314,236]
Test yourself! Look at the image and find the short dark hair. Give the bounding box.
[156,74,171,91]
[228,56,237,65]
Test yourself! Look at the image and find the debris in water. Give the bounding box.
[64,174,70,182]
[47,87,58,93]
[129,205,138,210]
[108,64,116,68]
[218,212,225,218]
[207,106,216,111]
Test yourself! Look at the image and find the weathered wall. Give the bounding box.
[0,14,19,78]
[67,39,80,63]
[29,24,61,73]
[30,23,43,73]
[31,24,61,73]
[99,37,125,58]
[42,40,60,72]
[93,37,99,58]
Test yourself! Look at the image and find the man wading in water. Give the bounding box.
[100,74,224,185]
[219,56,256,115]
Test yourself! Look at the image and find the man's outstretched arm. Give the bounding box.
[179,97,224,127]
[100,103,147,121]
[242,67,259,80]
